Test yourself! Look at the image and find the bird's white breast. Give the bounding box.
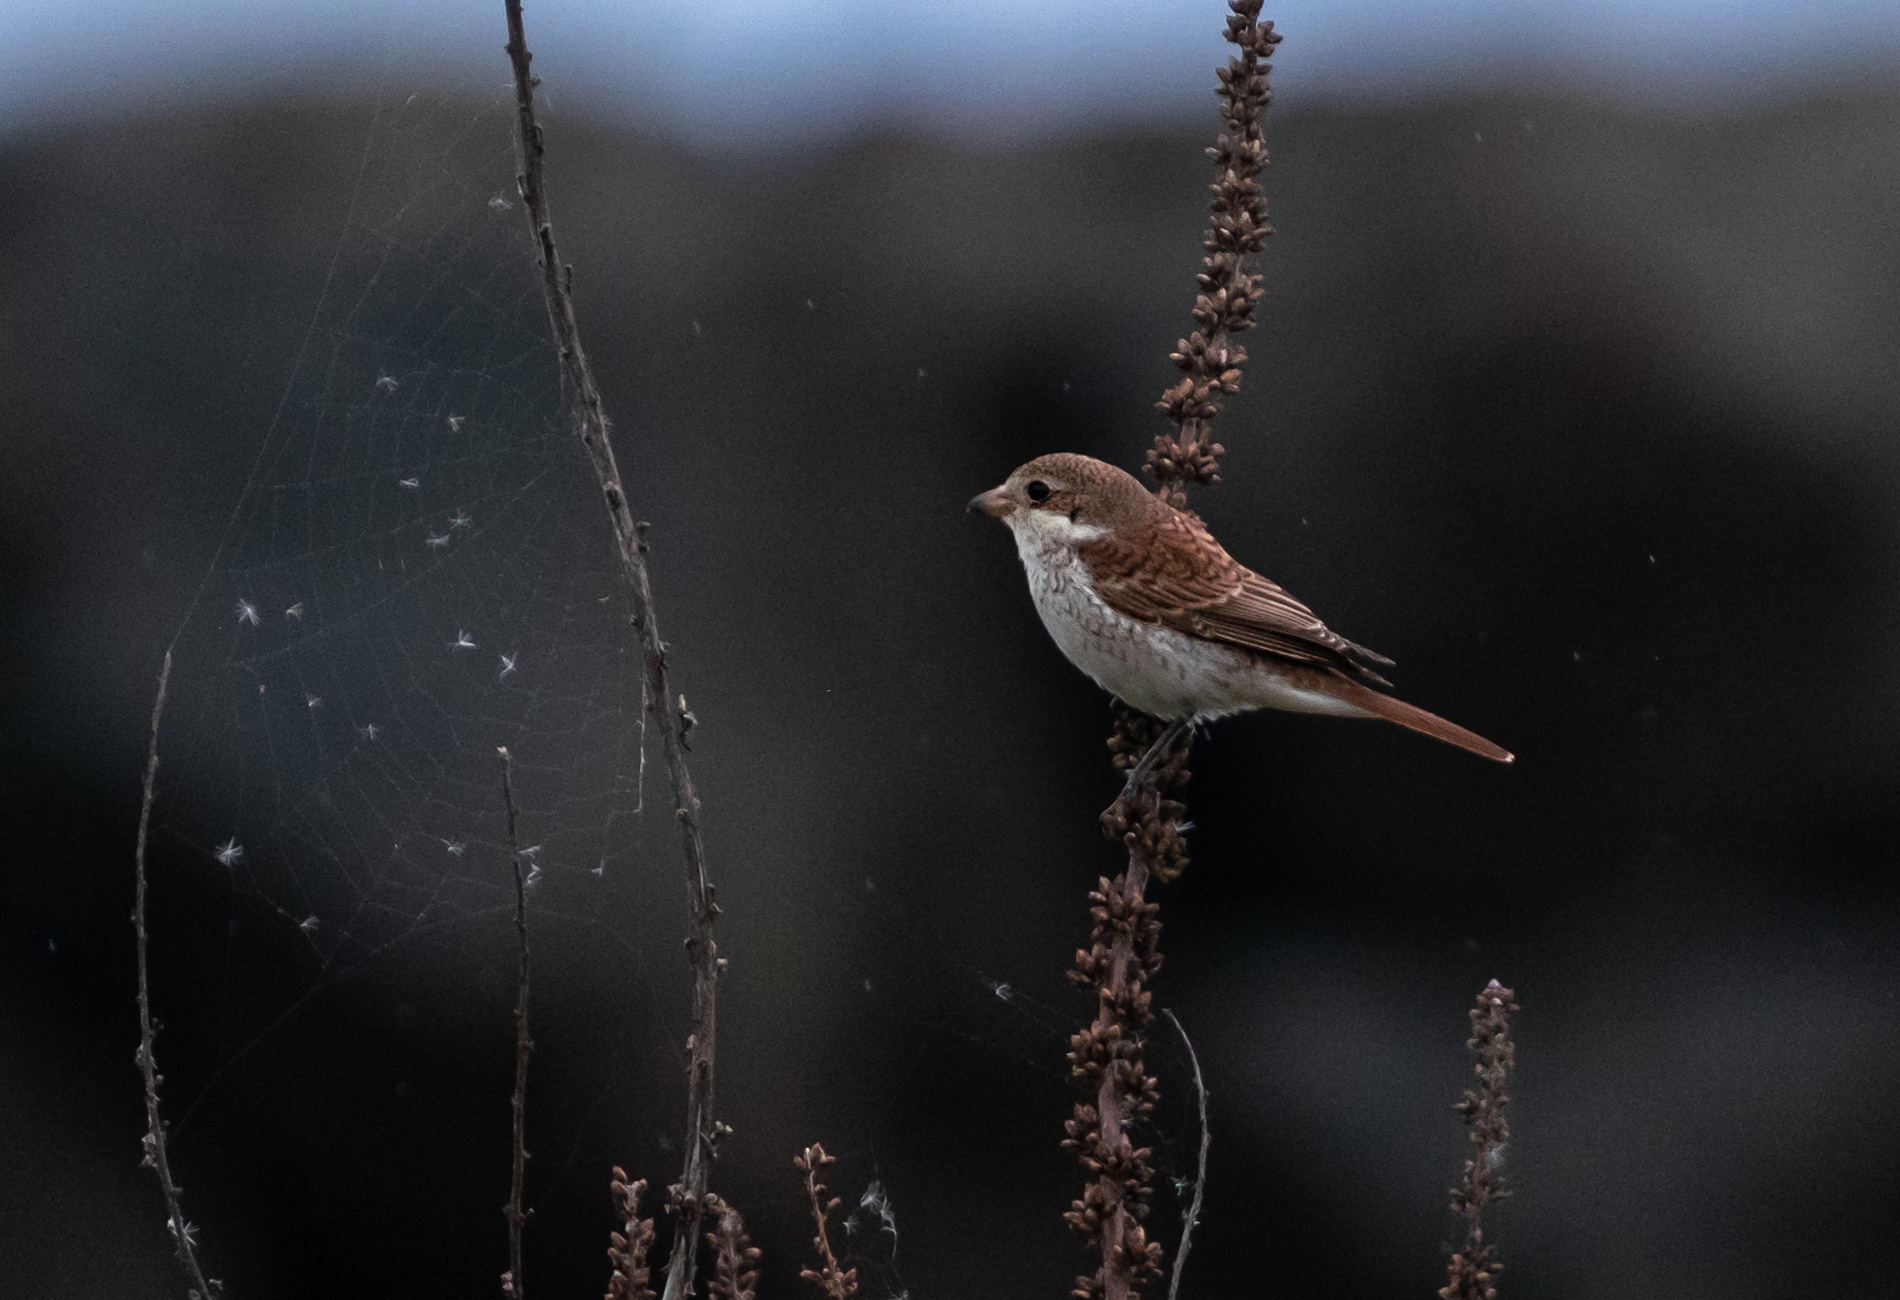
[1007,517,1367,722]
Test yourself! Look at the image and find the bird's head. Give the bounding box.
[967,453,1166,547]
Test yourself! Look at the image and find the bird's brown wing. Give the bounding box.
[1081,513,1396,683]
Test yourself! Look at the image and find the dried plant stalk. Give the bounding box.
[1066,708,1183,1300]
[1441,980,1518,1300]
[132,651,219,1298]
[794,1144,859,1299]
[1069,7,1282,1297]
[606,1169,659,1300]
[501,7,725,1297]
[498,747,534,1300]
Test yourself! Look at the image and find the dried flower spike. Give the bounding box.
[1068,714,1174,1300]
[1066,8,1281,1294]
[1441,981,1518,1300]
[1149,0,1282,509]
[708,1205,761,1300]
[605,1170,658,1300]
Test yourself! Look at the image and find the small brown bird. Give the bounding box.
[969,452,1512,763]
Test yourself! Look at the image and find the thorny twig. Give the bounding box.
[502,7,726,1297]
[794,1144,858,1299]
[1071,7,1281,1297]
[1161,1009,1210,1300]
[132,651,219,1299]
[498,747,534,1300]
[1441,980,1518,1300]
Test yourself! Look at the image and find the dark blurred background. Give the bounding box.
[4,7,1900,1297]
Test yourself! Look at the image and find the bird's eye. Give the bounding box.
[1026,480,1051,503]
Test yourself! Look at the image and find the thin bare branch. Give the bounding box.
[498,747,534,1300]
[133,650,218,1298]
[500,8,725,1297]
[1160,1009,1210,1300]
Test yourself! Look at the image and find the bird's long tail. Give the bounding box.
[1327,674,1514,763]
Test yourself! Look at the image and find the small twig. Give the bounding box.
[793,1144,858,1299]
[132,650,217,1298]
[1160,1009,1210,1300]
[498,747,534,1300]
[1441,980,1518,1300]
[500,8,725,1297]
[606,1170,659,1300]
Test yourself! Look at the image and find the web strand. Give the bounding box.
[151,79,652,1132]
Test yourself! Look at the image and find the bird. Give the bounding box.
[969,452,1512,765]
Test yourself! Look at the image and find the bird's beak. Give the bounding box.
[967,484,1014,518]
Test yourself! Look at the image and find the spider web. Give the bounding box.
[138,65,1209,1287]
[152,76,650,1092]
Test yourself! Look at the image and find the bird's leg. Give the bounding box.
[1104,716,1194,824]
[1123,717,1194,794]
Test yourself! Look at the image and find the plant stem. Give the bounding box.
[498,747,533,1299]
[133,650,217,1298]
[500,9,724,1296]
[1161,1009,1210,1300]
